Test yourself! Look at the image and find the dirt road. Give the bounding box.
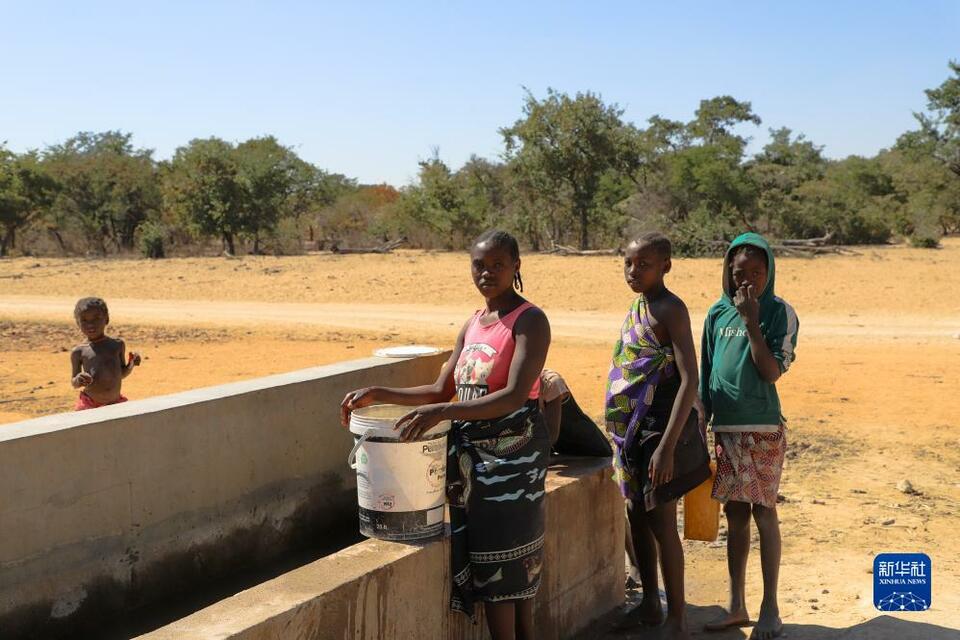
[2,295,956,341]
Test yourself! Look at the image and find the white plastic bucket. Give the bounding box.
[348,404,451,541]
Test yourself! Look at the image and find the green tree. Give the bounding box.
[454,156,508,243]
[748,128,826,234]
[164,138,244,254]
[676,96,761,227]
[168,136,340,254]
[914,60,960,177]
[885,131,960,241]
[392,155,462,247]
[886,60,960,246]
[0,147,57,256]
[501,89,640,249]
[288,163,353,223]
[392,152,498,249]
[791,156,903,243]
[234,136,304,253]
[687,95,762,146]
[43,131,160,254]
[622,98,761,253]
[615,116,686,239]
[418,154,475,244]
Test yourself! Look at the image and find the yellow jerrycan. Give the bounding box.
[683,461,720,542]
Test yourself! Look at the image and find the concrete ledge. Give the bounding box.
[140,457,624,640]
[0,353,450,638]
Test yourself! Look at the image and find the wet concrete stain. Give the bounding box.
[1,473,363,640]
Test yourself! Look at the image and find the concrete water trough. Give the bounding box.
[0,351,622,639]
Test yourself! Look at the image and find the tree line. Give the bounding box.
[2,62,958,258]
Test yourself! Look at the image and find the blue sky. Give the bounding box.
[1,1,957,185]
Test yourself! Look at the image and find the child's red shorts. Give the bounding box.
[76,392,128,411]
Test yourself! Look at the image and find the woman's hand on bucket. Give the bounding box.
[395,403,449,441]
[340,387,380,426]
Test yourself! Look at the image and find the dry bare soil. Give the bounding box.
[2,240,959,638]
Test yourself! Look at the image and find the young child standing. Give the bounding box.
[70,297,141,410]
[606,232,711,640]
[701,233,798,640]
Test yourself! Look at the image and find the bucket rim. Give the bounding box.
[349,404,451,439]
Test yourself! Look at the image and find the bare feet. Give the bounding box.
[703,607,750,632]
[661,616,692,640]
[614,596,664,629]
[749,605,782,640]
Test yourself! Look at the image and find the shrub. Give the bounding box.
[138,220,166,259]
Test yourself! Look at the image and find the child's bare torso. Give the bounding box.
[74,337,125,403]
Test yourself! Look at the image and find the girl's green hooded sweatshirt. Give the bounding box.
[700,233,799,431]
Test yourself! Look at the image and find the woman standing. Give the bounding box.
[341,230,551,640]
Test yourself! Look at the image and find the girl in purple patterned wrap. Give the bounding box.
[605,232,710,640]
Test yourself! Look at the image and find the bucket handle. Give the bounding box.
[347,432,371,469]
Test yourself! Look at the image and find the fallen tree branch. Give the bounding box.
[706,239,860,257]
[780,232,836,247]
[332,239,406,255]
[541,243,622,256]
[769,244,860,256]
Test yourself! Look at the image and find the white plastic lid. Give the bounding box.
[349,404,451,440]
[373,345,441,358]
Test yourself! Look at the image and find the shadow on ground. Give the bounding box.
[585,603,958,639]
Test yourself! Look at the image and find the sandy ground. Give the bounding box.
[2,240,959,638]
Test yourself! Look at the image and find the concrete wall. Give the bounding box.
[0,353,450,638]
[140,457,624,640]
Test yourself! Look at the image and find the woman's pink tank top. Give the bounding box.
[454,301,542,402]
